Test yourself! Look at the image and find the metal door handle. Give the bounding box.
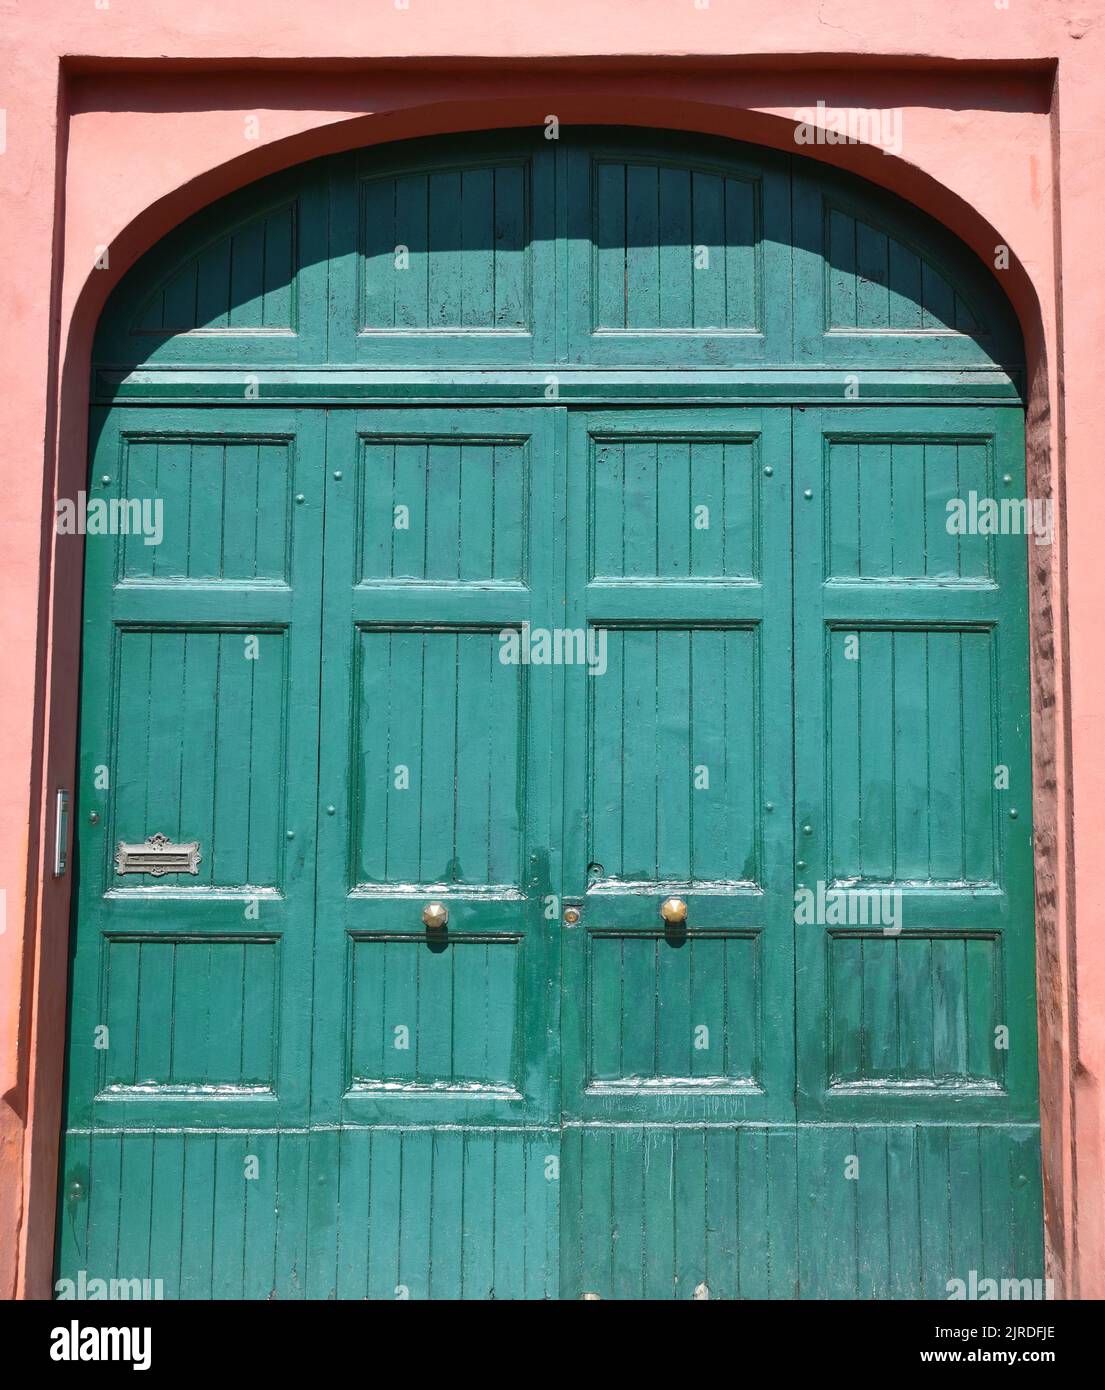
[660,897,687,925]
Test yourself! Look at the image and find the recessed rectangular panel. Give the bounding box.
[593,160,759,332]
[588,931,760,1087]
[828,933,1004,1089]
[589,627,758,884]
[825,437,991,580]
[825,204,980,334]
[136,204,297,334]
[591,436,758,579]
[119,436,292,582]
[348,936,521,1092]
[827,627,996,884]
[111,628,288,888]
[359,163,530,332]
[99,937,277,1092]
[353,629,523,887]
[358,436,527,583]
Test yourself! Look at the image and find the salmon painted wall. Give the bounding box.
[0,0,1102,1299]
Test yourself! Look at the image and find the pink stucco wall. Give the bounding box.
[1,1,1102,1299]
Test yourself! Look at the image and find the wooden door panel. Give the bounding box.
[312,408,560,1127]
[794,1124,1042,1299]
[561,408,794,1126]
[357,437,528,584]
[347,935,524,1093]
[590,435,760,580]
[791,167,1024,374]
[564,134,792,367]
[94,161,330,370]
[351,628,524,888]
[61,1128,560,1300]
[560,1126,799,1300]
[825,626,999,885]
[109,627,288,888]
[586,931,762,1088]
[794,406,1038,1123]
[64,409,322,1134]
[588,627,760,884]
[325,136,557,368]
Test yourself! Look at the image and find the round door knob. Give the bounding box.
[422,901,448,931]
[660,897,688,925]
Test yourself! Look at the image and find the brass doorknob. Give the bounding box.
[660,897,688,925]
[422,901,448,931]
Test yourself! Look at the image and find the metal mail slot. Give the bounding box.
[115,832,202,877]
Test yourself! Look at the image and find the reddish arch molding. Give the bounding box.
[11,71,1070,1300]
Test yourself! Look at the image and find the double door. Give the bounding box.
[60,401,1040,1298]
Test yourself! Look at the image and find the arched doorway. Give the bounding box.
[58,128,1040,1299]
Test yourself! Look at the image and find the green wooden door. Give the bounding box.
[791,405,1041,1297]
[58,129,1042,1300]
[308,408,562,1296]
[559,408,799,1298]
[64,408,325,1294]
